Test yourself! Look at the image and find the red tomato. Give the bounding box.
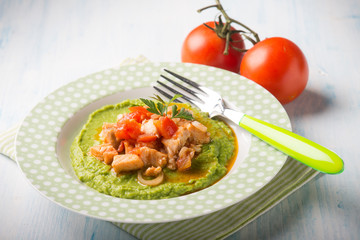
[181,21,245,73]
[240,37,309,104]
[129,106,151,115]
[115,119,141,140]
[154,117,178,139]
[125,106,151,123]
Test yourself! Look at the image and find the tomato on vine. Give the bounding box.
[181,0,259,73]
[181,21,246,73]
[240,37,309,104]
[181,0,309,104]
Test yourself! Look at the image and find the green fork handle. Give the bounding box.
[239,115,344,174]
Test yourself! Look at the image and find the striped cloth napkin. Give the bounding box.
[0,124,18,160]
[0,57,319,240]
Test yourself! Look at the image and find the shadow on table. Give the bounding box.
[284,88,331,117]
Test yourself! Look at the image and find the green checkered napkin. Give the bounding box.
[0,57,319,240]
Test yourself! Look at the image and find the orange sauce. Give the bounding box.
[225,126,239,174]
[165,167,209,183]
[165,125,239,183]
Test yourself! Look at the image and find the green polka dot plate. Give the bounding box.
[15,62,291,223]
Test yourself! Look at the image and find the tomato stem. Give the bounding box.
[224,32,230,55]
[229,18,260,43]
[197,4,218,13]
[198,0,260,53]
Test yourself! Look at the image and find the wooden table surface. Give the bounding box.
[0,0,359,239]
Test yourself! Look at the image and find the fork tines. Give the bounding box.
[155,69,205,105]
[163,69,202,89]
[153,85,182,103]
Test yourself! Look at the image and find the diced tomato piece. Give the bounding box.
[154,117,178,139]
[124,111,144,123]
[125,106,152,123]
[137,134,158,142]
[115,127,130,139]
[115,119,142,140]
[129,106,150,115]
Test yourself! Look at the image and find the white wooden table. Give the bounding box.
[1,0,359,239]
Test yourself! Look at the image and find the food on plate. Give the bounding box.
[240,37,309,104]
[70,97,237,199]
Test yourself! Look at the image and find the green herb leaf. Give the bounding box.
[140,98,161,115]
[172,107,194,120]
[169,94,182,104]
[151,94,166,104]
[171,104,179,118]
[157,102,166,115]
[141,95,194,120]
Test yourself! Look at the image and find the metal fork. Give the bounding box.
[154,69,344,174]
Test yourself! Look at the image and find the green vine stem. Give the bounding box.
[197,0,260,54]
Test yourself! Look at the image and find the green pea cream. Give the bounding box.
[70,99,236,199]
